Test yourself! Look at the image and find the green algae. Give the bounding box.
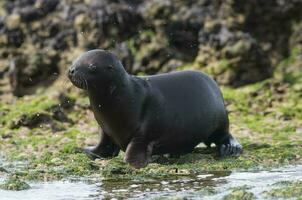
[0,176,30,191]
[264,181,302,198]
[0,95,58,127]
[223,189,255,200]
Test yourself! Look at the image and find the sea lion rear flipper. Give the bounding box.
[124,138,153,169]
[218,133,243,157]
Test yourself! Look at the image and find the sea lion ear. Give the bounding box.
[107,65,114,70]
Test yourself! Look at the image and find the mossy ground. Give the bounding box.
[0,62,301,196]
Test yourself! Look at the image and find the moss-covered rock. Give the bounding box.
[0,176,31,191]
[8,50,60,97]
[197,21,272,86]
[223,189,255,200]
[1,0,302,94]
[264,181,302,198]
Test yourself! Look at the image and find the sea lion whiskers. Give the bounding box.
[70,71,89,90]
[77,71,89,90]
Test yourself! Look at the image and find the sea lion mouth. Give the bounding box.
[68,72,88,90]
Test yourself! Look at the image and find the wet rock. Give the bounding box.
[8,51,60,97]
[0,0,302,92]
[139,0,206,59]
[5,14,21,30]
[69,1,144,42]
[230,0,302,64]
[48,105,72,123]
[133,45,176,75]
[160,59,184,73]
[197,21,272,87]
[4,28,24,48]
[19,6,44,22]
[0,62,9,80]
[1,132,13,139]
[35,0,59,14]
[10,112,52,129]
[113,42,134,73]
[279,21,302,77]
[58,93,75,109]
[0,167,8,173]
[5,0,36,13]
[165,21,200,58]
[52,29,77,51]
[139,0,173,26]
[0,176,31,191]
[14,0,59,22]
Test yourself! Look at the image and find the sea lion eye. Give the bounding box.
[88,63,97,71]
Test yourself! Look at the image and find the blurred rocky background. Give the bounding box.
[0,0,301,97]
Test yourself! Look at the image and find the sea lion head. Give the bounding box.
[68,49,127,90]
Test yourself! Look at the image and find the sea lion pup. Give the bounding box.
[68,49,242,168]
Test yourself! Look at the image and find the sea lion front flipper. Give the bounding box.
[84,129,120,160]
[124,138,153,169]
[218,133,243,157]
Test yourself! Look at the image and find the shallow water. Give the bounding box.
[1,165,302,200]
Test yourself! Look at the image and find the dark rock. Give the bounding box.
[134,46,175,74]
[0,167,8,173]
[6,28,24,48]
[231,0,302,63]
[58,93,75,109]
[95,3,144,41]
[8,52,60,97]
[52,29,77,51]
[1,0,302,91]
[35,0,59,13]
[16,0,59,22]
[48,105,71,123]
[2,132,13,139]
[197,21,272,86]
[165,21,200,58]
[19,6,44,22]
[160,59,184,73]
[113,42,134,73]
[139,0,173,23]
[10,112,52,129]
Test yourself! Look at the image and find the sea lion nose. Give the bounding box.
[68,67,75,76]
